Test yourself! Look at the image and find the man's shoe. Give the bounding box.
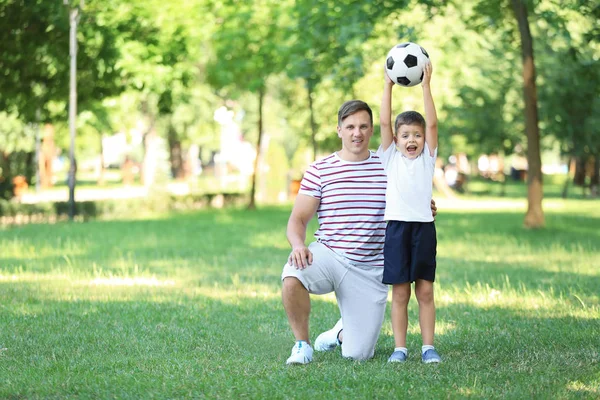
[422,348,441,363]
[286,341,313,365]
[314,318,343,352]
[387,350,408,363]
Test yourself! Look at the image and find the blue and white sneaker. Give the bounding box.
[387,350,408,363]
[422,348,441,363]
[314,318,343,352]
[286,341,313,365]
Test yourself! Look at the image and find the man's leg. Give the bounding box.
[281,242,342,364]
[282,277,310,342]
[336,265,388,360]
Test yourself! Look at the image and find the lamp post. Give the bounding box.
[65,0,83,221]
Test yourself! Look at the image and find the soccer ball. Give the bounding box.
[385,42,430,87]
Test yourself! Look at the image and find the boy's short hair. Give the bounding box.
[395,111,425,133]
[338,100,373,127]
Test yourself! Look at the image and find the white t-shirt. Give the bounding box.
[298,151,387,267]
[377,142,437,222]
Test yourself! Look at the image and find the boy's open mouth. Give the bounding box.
[407,145,417,152]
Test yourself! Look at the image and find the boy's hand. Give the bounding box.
[422,61,433,88]
[384,66,394,86]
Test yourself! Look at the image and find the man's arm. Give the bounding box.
[422,62,438,156]
[287,194,320,269]
[380,70,395,151]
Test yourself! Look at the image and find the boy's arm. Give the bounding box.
[380,69,395,151]
[422,62,438,156]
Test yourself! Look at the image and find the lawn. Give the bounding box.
[0,196,598,399]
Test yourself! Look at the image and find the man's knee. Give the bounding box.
[340,329,379,361]
[341,347,374,361]
[282,276,307,296]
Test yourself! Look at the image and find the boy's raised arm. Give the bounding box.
[422,62,438,156]
[380,70,395,151]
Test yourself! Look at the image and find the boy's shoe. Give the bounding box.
[286,341,313,365]
[387,350,408,363]
[422,348,441,363]
[314,318,343,352]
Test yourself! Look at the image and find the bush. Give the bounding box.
[0,192,248,224]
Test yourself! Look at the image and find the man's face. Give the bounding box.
[337,110,373,159]
[395,123,425,159]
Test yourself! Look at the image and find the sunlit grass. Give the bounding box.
[0,202,598,398]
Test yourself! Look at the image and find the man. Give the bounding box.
[281,100,390,364]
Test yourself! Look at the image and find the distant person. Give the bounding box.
[478,154,490,178]
[379,61,441,363]
[444,160,459,188]
[281,100,437,365]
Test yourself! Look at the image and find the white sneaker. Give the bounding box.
[286,341,313,365]
[314,318,343,352]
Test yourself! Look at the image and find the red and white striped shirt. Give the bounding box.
[299,151,387,267]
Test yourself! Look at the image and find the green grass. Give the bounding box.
[464,173,588,200]
[0,199,599,399]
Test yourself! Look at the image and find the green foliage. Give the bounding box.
[536,4,600,159]
[1,0,598,195]
[0,0,126,122]
[207,1,288,95]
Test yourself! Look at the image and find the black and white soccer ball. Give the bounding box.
[385,42,430,87]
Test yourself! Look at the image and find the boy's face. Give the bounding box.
[395,123,425,159]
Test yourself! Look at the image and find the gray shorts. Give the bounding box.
[281,241,388,360]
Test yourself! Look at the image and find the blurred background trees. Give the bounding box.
[0,0,598,225]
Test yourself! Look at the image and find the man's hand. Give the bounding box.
[431,199,437,219]
[289,246,313,270]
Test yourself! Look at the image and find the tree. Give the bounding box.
[438,0,546,227]
[207,0,290,209]
[510,0,544,228]
[536,3,600,198]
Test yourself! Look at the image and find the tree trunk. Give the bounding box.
[590,155,599,198]
[98,133,105,186]
[0,151,13,200]
[561,156,572,199]
[307,82,318,162]
[573,156,586,186]
[167,124,184,180]
[511,0,545,229]
[248,88,265,210]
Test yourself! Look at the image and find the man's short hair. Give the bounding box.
[395,111,425,133]
[338,100,373,127]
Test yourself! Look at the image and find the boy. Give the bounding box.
[378,61,441,363]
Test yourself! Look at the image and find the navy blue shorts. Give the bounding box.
[383,220,437,285]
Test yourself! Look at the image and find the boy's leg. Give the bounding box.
[336,265,388,360]
[415,279,435,345]
[391,283,411,348]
